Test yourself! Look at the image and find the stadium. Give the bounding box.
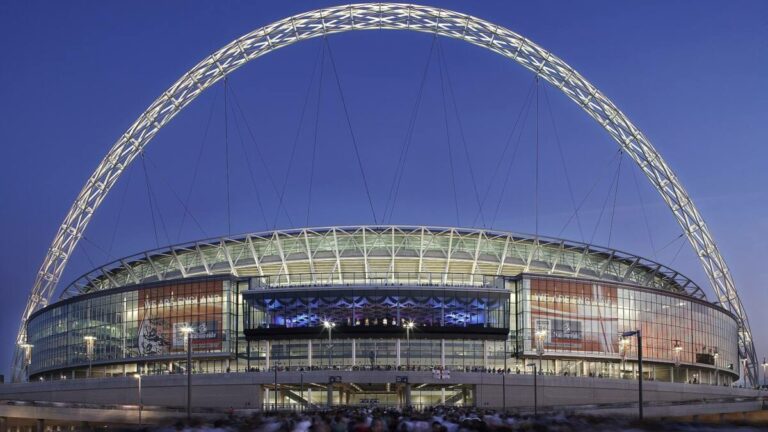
[21,226,741,407]
[2,2,759,419]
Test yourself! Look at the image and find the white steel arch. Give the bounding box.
[12,3,756,383]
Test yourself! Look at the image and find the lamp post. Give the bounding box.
[84,336,96,378]
[672,340,682,383]
[322,320,335,368]
[20,343,33,382]
[502,339,507,412]
[180,326,194,421]
[535,329,547,373]
[622,330,643,421]
[405,321,415,369]
[273,361,278,410]
[526,362,538,416]
[133,373,142,426]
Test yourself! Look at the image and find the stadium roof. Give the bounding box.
[61,226,706,300]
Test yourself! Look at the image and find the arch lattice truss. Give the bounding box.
[13,3,756,383]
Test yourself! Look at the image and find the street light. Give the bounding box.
[622,330,643,421]
[672,340,682,368]
[84,336,96,378]
[526,362,538,416]
[322,320,335,368]
[133,374,142,426]
[535,329,547,372]
[405,321,415,369]
[180,325,194,421]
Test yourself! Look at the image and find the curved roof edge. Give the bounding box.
[61,226,706,300]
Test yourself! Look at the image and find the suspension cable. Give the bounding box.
[630,165,658,259]
[107,164,134,255]
[383,35,438,224]
[606,151,623,248]
[473,77,537,227]
[323,36,378,224]
[143,155,209,239]
[177,89,218,241]
[274,40,326,229]
[436,39,487,228]
[140,152,162,248]
[556,149,623,238]
[588,151,623,246]
[489,84,536,229]
[227,83,295,227]
[307,42,326,227]
[437,43,461,226]
[535,75,540,238]
[542,84,585,242]
[224,76,232,235]
[228,87,269,229]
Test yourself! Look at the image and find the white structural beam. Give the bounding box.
[13,3,756,384]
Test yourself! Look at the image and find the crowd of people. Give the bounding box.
[136,406,763,432]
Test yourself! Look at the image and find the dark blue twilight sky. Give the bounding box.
[0,1,766,377]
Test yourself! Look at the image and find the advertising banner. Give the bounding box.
[137,280,224,356]
[530,278,618,354]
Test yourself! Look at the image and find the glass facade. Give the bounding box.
[26,278,237,378]
[25,273,739,386]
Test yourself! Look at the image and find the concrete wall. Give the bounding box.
[0,371,759,410]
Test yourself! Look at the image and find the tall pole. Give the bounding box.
[502,339,507,412]
[323,321,335,368]
[84,336,96,378]
[622,330,643,421]
[134,374,142,426]
[637,331,643,421]
[527,362,537,416]
[274,361,278,410]
[181,326,193,421]
[406,321,414,369]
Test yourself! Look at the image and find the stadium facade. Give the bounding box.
[22,226,740,407]
[6,3,759,418]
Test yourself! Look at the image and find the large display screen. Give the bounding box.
[138,280,224,356]
[530,278,619,354]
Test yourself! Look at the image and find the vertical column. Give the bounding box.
[0,416,7,432]
[441,387,446,404]
[441,340,446,369]
[326,384,333,407]
[266,341,271,370]
[396,339,401,367]
[308,340,313,368]
[404,383,412,407]
[35,420,44,432]
[352,340,356,366]
[483,341,488,370]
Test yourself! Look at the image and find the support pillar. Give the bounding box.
[266,341,271,370]
[404,383,412,407]
[441,387,446,404]
[35,420,43,432]
[441,340,446,369]
[396,339,401,367]
[483,341,488,370]
[326,385,333,407]
[308,340,313,368]
[0,416,7,432]
[352,340,356,366]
